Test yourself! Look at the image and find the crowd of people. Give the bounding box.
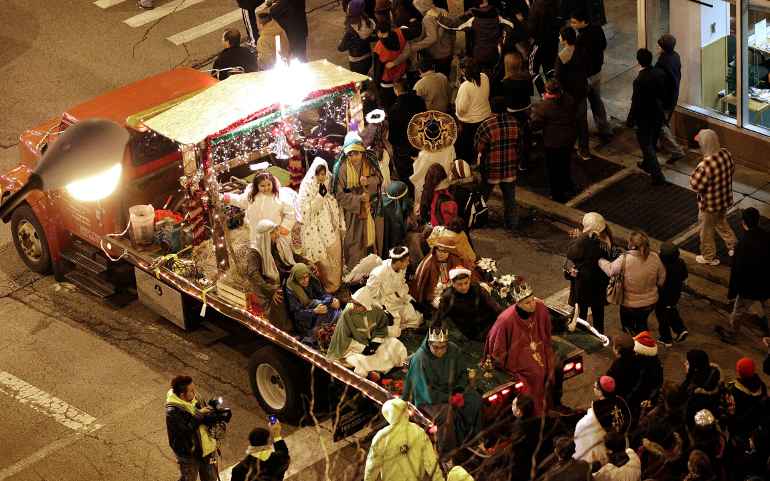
[161,0,770,480]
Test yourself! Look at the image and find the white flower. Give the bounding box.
[476,257,498,273]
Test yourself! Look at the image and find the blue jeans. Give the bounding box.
[482,181,518,229]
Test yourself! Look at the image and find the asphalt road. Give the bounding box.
[1,1,769,480]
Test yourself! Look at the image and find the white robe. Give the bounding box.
[573,407,609,465]
[409,146,455,216]
[296,160,346,263]
[229,185,297,257]
[343,337,408,377]
[366,259,423,336]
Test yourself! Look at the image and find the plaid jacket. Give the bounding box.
[474,112,520,183]
[689,148,735,212]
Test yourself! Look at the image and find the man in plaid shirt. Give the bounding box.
[475,98,520,230]
[689,129,737,266]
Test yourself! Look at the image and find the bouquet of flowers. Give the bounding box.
[491,274,518,306]
[476,257,498,284]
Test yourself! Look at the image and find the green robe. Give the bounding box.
[326,305,389,360]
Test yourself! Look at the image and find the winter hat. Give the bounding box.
[736,357,756,379]
[614,334,634,353]
[634,331,658,356]
[347,0,365,17]
[659,242,680,262]
[598,375,616,396]
[450,159,473,184]
[447,466,474,481]
[582,212,606,237]
[686,349,710,372]
[657,33,677,53]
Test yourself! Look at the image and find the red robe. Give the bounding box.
[483,300,554,415]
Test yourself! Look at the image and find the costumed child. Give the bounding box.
[366,246,423,336]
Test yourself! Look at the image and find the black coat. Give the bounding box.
[527,0,560,48]
[387,91,427,153]
[630,353,663,411]
[655,51,682,111]
[606,353,640,403]
[575,24,606,78]
[627,66,666,129]
[659,256,688,307]
[501,74,534,111]
[725,376,768,441]
[270,0,308,57]
[435,283,503,341]
[567,234,610,305]
[728,226,770,300]
[230,440,291,481]
[166,403,210,459]
[531,93,577,149]
[555,48,588,101]
[213,47,258,80]
[337,20,375,59]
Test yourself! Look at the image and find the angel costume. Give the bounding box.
[326,287,407,376]
[332,133,384,269]
[297,158,346,292]
[366,253,423,336]
[226,173,297,266]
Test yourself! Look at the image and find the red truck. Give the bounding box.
[1,64,590,440]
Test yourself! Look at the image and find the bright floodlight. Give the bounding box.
[66,163,123,201]
[272,58,314,106]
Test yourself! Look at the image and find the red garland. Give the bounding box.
[205,82,356,143]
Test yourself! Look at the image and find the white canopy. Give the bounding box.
[144,60,369,145]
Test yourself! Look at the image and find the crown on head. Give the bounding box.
[428,328,449,343]
[511,276,534,303]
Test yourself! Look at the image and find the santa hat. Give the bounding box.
[736,357,756,379]
[634,331,658,356]
[449,267,471,281]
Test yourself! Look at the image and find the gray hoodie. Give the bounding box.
[393,0,455,65]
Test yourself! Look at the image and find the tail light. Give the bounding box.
[488,393,499,402]
[514,381,525,390]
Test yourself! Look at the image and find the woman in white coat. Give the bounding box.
[296,157,346,293]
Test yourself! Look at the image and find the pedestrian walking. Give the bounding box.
[555,26,590,160]
[655,34,686,163]
[531,79,578,202]
[414,57,451,113]
[387,80,427,183]
[373,19,408,109]
[395,0,455,77]
[567,212,614,333]
[627,48,667,185]
[474,97,520,230]
[165,376,219,481]
[255,10,289,70]
[599,231,665,334]
[500,51,533,171]
[716,207,770,343]
[689,129,737,266]
[527,0,561,92]
[571,10,613,143]
[338,0,376,75]
[230,422,291,481]
[212,29,258,80]
[455,58,492,165]
[655,242,689,346]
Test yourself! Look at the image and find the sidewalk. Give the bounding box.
[507,126,770,306]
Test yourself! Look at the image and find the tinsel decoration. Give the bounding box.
[271,130,291,160]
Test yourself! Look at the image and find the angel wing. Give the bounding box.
[343,254,383,284]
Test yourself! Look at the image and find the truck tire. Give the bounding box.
[11,205,52,274]
[248,345,310,424]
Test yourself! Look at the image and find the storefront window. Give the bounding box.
[743,0,770,133]
[646,0,737,123]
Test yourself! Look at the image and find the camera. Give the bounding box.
[205,397,233,440]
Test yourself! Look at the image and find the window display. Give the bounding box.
[744,0,770,133]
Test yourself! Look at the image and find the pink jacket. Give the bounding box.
[600,250,665,308]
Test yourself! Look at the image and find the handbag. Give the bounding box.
[606,254,626,305]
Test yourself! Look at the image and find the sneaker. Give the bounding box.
[674,330,689,342]
[696,255,720,266]
[657,337,673,347]
[728,249,735,257]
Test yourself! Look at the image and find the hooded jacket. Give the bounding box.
[681,355,722,425]
[405,0,455,60]
[575,24,607,78]
[364,398,444,481]
[724,375,768,440]
[629,337,663,410]
[728,225,770,301]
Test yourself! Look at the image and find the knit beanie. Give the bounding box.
[634,331,658,356]
[657,33,677,53]
[736,357,756,379]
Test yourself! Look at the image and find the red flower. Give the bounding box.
[450,393,465,408]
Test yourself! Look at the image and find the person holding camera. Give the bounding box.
[165,375,220,481]
[231,420,290,481]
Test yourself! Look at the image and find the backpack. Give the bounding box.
[432,190,458,226]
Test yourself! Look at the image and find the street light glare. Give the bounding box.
[65,163,122,201]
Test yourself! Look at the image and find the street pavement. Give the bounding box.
[2,0,770,480]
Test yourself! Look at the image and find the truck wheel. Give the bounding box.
[248,345,310,424]
[11,205,52,274]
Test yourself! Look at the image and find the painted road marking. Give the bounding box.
[0,393,156,481]
[0,371,102,433]
[94,0,128,8]
[167,9,242,45]
[124,0,206,28]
